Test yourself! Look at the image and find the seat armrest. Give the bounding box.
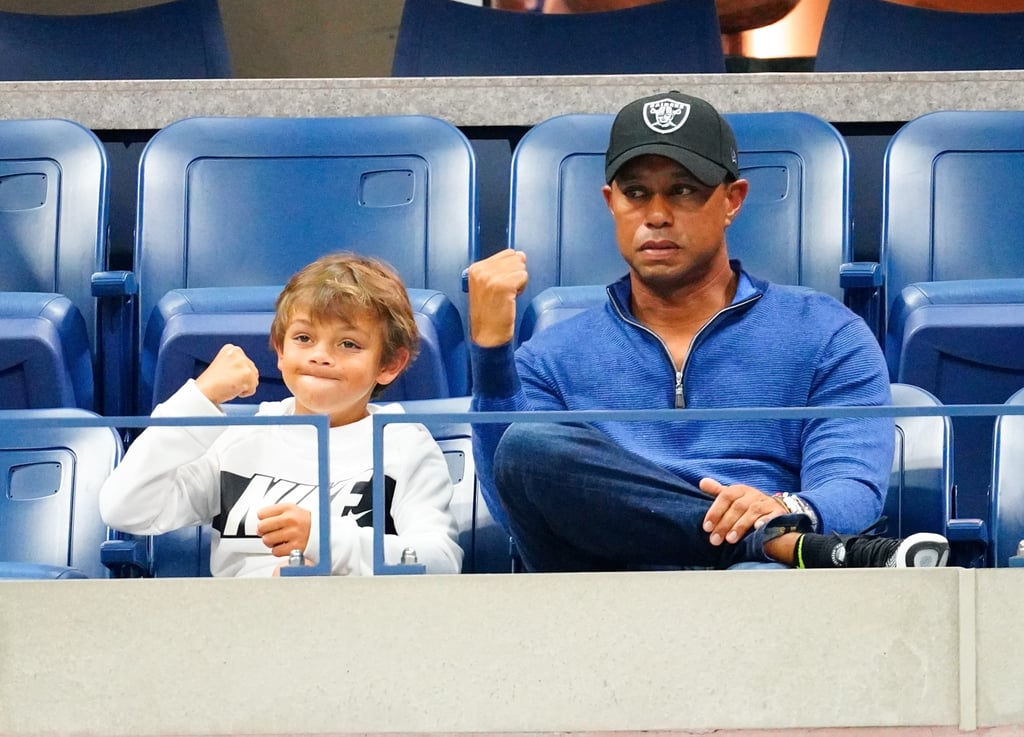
[91,270,138,297]
[946,518,989,568]
[91,271,138,415]
[101,537,152,578]
[840,261,884,342]
[839,261,883,288]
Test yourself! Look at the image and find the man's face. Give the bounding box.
[602,154,746,293]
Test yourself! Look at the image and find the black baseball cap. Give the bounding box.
[605,91,739,186]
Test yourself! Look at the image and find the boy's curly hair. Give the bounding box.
[270,252,420,398]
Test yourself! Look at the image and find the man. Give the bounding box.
[467,90,949,571]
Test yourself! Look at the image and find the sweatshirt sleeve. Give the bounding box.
[99,379,226,534]
[303,423,463,575]
[798,318,895,535]
[469,338,573,531]
[469,341,532,532]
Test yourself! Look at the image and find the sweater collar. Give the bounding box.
[607,259,766,315]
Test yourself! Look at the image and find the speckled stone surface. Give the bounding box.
[0,567,978,735]
[2,70,1024,130]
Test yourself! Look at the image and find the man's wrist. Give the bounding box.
[773,492,820,532]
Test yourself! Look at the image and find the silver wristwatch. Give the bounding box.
[775,493,820,531]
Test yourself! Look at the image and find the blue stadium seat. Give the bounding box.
[518,284,607,346]
[129,115,478,413]
[392,0,724,76]
[883,111,1024,526]
[890,382,987,566]
[816,0,1024,72]
[888,383,952,540]
[0,409,122,579]
[0,118,109,412]
[0,0,230,81]
[385,397,511,573]
[991,386,1024,567]
[510,111,873,343]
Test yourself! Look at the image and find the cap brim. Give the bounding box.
[605,143,728,186]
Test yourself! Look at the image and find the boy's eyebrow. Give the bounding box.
[287,315,366,334]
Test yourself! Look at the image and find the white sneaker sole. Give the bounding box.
[894,533,950,568]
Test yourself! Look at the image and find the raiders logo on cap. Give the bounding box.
[643,98,690,134]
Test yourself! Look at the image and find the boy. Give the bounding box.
[100,252,463,576]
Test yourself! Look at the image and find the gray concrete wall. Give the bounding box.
[3,568,1023,735]
[0,569,972,735]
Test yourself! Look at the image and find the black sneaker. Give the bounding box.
[797,531,950,568]
[845,532,949,568]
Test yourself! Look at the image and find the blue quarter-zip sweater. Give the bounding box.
[471,267,893,535]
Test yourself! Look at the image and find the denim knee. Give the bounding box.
[495,422,571,476]
[495,423,541,481]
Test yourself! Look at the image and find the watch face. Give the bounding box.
[781,494,803,516]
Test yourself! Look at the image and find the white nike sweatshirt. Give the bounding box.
[100,380,463,577]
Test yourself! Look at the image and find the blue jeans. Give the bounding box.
[493,422,804,572]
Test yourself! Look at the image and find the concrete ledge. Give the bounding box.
[3,70,1024,130]
[3,568,1006,736]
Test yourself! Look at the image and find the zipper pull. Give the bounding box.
[675,371,685,409]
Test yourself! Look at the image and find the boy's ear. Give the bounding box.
[375,346,411,387]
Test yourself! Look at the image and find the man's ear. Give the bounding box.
[724,178,749,226]
[376,346,411,387]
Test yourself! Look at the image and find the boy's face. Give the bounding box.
[275,307,408,427]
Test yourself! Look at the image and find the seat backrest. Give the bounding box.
[133,115,478,412]
[815,0,1024,72]
[0,409,122,578]
[990,386,1024,567]
[886,280,1024,525]
[883,111,1024,522]
[509,111,851,341]
[889,383,952,539]
[0,118,109,410]
[884,111,1024,312]
[0,0,229,81]
[141,286,468,411]
[392,0,724,76]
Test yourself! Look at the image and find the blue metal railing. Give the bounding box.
[371,402,1024,575]
[10,401,1024,576]
[3,413,332,577]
